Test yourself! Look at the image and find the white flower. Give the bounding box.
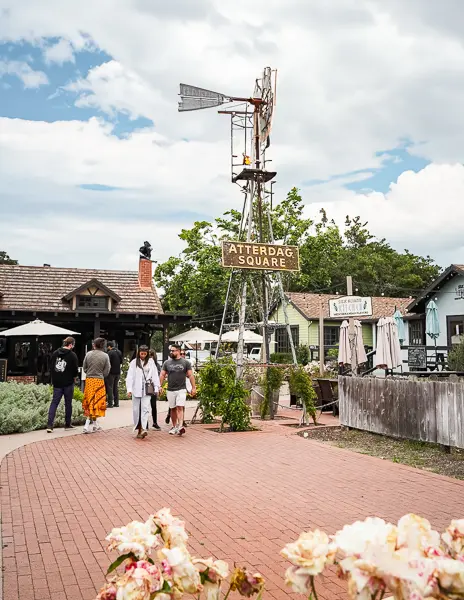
[436,557,464,595]
[281,530,336,576]
[396,514,440,556]
[152,508,188,549]
[334,517,397,567]
[284,566,312,594]
[442,519,464,558]
[115,570,152,600]
[159,546,202,594]
[106,520,160,559]
[193,558,229,600]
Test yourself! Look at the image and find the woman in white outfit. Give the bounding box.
[126,345,160,439]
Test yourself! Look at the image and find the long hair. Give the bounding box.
[136,345,150,368]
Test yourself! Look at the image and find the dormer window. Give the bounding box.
[77,295,108,310]
[63,278,121,313]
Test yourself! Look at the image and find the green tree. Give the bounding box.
[155,188,440,322]
[0,251,17,265]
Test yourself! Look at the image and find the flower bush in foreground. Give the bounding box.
[97,509,464,600]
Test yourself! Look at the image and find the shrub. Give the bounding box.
[270,352,293,364]
[448,339,464,371]
[260,366,285,419]
[296,345,310,365]
[0,382,86,435]
[289,366,317,424]
[198,357,251,431]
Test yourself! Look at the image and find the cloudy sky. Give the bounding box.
[1,0,464,272]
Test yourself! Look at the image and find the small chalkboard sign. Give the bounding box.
[0,359,7,383]
[408,346,427,370]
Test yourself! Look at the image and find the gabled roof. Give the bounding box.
[62,278,122,303]
[407,264,464,313]
[0,264,163,315]
[280,292,411,321]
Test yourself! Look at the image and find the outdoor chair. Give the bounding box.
[316,378,339,417]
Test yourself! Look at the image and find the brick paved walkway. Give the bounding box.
[2,421,464,600]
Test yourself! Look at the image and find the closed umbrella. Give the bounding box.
[375,317,402,370]
[338,320,367,367]
[393,309,406,344]
[426,299,440,362]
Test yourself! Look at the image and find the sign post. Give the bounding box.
[222,241,300,272]
[346,277,358,375]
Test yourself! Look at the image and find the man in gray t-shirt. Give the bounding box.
[160,344,196,436]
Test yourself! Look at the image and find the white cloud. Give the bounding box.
[43,38,74,64]
[305,163,464,267]
[2,0,464,268]
[0,60,48,87]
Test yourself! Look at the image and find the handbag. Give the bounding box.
[141,364,155,396]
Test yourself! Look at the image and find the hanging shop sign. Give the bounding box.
[222,241,300,272]
[328,296,373,318]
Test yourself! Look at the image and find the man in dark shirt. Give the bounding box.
[160,343,196,436]
[47,336,79,433]
[105,341,123,408]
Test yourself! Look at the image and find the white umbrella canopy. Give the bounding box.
[375,317,402,370]
[0,319,79,337]
[338,320,367,366]
[170,327,219,344]
[222,329,263,344]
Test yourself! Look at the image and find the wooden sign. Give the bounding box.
[222,241,300,272]
[0,359,7,383]
[408,346,427,370]
[329,296,373,318]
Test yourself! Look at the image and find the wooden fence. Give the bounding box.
[338,376,464,449]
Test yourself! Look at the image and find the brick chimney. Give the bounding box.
[139,257,152,289]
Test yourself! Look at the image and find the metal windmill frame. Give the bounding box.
[178,68,304,422]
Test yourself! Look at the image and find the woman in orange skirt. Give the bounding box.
[82,337,111,433]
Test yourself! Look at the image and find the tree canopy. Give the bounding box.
[154,188,440,325]
[0,251,17,265]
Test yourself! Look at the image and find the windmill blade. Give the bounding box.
[178,84,229,112]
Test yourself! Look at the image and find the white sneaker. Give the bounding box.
[169,426,179,435]
[93,425,103,432]
[83,428,90,434]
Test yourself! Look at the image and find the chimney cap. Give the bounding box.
[43,263,51,267]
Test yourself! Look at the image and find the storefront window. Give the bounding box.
[449,318,464,346]
[14,342,30,367]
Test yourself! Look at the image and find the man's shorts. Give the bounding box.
[167,389,187,409]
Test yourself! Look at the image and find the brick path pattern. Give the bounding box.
[1,421,464,600]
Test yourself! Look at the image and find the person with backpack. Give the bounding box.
[47,336,79,433]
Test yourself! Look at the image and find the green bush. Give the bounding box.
[289,366,317,425]
[296,345,310,366]
[198,357,251,431]
[260,366,285,419]
[0,382,86,435]
[270,352,293,364]
[448,340,464,371]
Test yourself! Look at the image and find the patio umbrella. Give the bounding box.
[393,309,406,344]
[170,327,219,368]
[0,319,79,337]
[375,317,402,370]
[170,327,219,344]
[338,320,367,367]
[222,329,263,344]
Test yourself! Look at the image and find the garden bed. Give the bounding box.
[299,426,464,480]
[0,381,85,434]
[206,426,260,433]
